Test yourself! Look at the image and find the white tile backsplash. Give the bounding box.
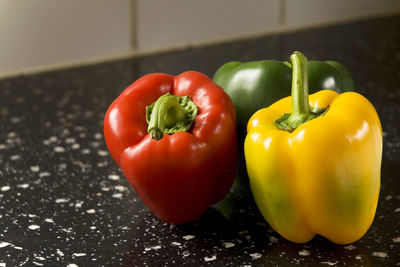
[285,0,400,26]
[0,0,399,76]
[136,0,281,52]
[0,0,132,75]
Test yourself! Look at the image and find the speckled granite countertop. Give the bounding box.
[1,14,400,266]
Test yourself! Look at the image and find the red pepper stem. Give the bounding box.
[147,93,198,140]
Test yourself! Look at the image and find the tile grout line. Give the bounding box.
[280,0,286,26]
[131,0,138,51]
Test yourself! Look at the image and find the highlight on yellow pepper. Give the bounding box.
[244,51,382,244]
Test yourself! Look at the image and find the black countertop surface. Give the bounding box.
[1,14,400,266]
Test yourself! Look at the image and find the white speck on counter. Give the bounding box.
[91,141,101,147]
[183,235,195,240]
[75,201,84,208]
[145,245,162,252]
[171,242,181,246]
[33,262,44,266]
[81,149,90,154]
[45,218,54,223]
[30,166,40,172]
[223,242,235,248]
[269,236,279,243]
[16,184,29,189]
[372,251,387,258]
[238,230,249,235]
[90,226,96,230]
[59,162,66,169]
[66,264,78,267]
[0,144,6,150]
[0,242,10,248]
[250,253,262,260]
[385,195,392,200]
[10,155,20,160]
[97,150,108,156]
[72,161,91,171]
[94,133,102,139]
[321,261,338,266]
[56,249,64,257]
[204,255,216,262]
[10,117,21,123]
[28,225,40,230]
[74,125,85,132]
[72,143,80,149]
[112,193,123,199]
[39,172,51,177]
[86,209,95,214]
[55,198,69,203]
[0,263,5,267]
[1,186,10,192]
[72,253,87,258]
[49,136,58,142]
[114,186,127,192]
[34,256,45,261]
[393,237,400,243]
[108,174,120,180]
[395,208,400,212]
[97,162,107,167]
[299,250,310,256]
[65,137,75,144]
[182,250,190,257]
[355,255,362,260]
[54,146,65,153]
[344,245,357,250]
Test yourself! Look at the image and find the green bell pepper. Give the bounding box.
[213,58,355,189]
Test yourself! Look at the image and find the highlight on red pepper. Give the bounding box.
[103,71,238,224]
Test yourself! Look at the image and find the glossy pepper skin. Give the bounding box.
[213,58,355,189]
[104,71,237,224]
[245,52,382,244]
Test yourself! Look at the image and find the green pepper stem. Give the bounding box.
[274,52,327,132]
[147,93,198,140]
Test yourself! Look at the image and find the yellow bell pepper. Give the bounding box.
[244,52,382,244]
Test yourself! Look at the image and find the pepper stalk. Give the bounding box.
[275,51,327,132]
[146,93,198,140]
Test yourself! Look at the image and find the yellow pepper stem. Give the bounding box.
[274,51,327,132]
[290,52,310,116]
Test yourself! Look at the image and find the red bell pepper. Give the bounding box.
[104,71,237,224]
